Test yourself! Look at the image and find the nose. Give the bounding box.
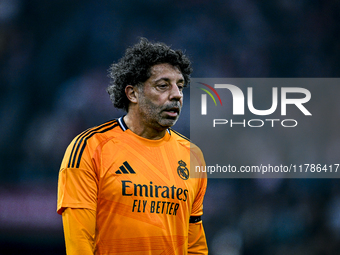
[169,84,183,101]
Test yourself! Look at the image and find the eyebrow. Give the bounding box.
[154,77,184,83]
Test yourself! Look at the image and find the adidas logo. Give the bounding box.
[115,161,136,174]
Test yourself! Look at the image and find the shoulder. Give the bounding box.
[169,128,190,145]
[72,119,122,145]
[169,129,207,180]
[64,119,123,168]
[169,128,204,160]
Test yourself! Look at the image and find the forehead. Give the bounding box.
[149,63,183,80]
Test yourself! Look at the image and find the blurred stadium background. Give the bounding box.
[1,0,340,254]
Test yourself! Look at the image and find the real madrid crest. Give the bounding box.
[177,160,189,180]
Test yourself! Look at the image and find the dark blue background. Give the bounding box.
[1,0,339,254]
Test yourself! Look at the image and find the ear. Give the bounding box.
[125,85,138,103]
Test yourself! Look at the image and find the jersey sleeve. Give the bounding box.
[62,208,96,255]
[188,144,208,254]
[190,143,207,217]
[57,135,98,215]
[188,221,208,254]
[190,176,207,216]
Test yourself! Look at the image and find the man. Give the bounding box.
[57,38,208,254]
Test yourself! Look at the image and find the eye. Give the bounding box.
[157,84,169,90]
[177,84,184,91]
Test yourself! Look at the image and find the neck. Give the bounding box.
[123,114,167,140]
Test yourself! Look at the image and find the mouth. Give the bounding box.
[163,107,180,117]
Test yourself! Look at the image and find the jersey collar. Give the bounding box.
[118,116,171,135]
[118,116,129,131]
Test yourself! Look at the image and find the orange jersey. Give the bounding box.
[57,117,208,254]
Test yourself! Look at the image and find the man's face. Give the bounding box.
[136,63,185,130]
